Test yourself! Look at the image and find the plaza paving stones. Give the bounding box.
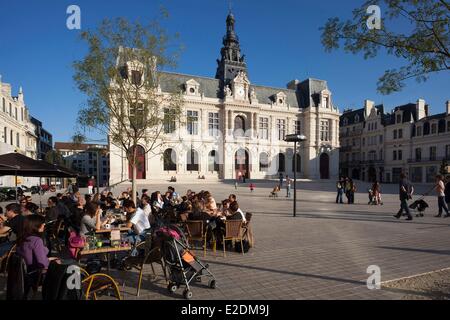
[2,180,449,299]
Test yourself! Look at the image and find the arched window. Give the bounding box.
[423,122,430,135]
[292,154,301,173]
[186,148,199,172]
[259,153,269,172]
[438,119,446,133]
[277,153,285,173]
[234,116,246,137]
[208,150,219,172]
[163,148,177,171]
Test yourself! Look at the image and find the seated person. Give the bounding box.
[141,195,153,223]
[80,202,107,236]
[45,197,60,222]
[228,194,237,204]
[151,191,164,211]
[218,199,232,218]
[123,200,150,245]
[0,203,25,256]
[16,215,59,274]
[228,201,247,222]
[204,194,219,216]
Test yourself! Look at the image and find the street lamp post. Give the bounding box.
[285,134,307,217]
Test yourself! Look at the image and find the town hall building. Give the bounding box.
[109,13,341,184]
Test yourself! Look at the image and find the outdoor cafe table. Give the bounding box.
[79,246,132,272]
[95,227,131,234]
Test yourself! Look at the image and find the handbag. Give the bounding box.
[68,231,85,259]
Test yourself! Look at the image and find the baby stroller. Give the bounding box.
[409,197,429,217]
[155,224,216,299]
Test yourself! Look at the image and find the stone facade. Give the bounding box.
[0,76,39,186]
[109,13,341,184]
[340,99,450,183]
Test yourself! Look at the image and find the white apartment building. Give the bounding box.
[340,99,450,183]
[0,76,39,186]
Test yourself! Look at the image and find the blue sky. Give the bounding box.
[0,0,448,143]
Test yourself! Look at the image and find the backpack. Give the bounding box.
[235,240,250,253]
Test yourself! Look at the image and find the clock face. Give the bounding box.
[237,87,245,97]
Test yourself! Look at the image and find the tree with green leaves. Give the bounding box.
[321,0,449,94]
[73,16,183,204]
[45,150,66,167]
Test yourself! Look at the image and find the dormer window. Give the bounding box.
[274,92,286,106]
[185,79,200,96]
[354,115,360,123]
[343,118,348,126]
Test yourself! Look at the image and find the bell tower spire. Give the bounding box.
[215,11,247,96]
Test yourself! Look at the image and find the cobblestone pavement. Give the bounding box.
[2,180,450,300]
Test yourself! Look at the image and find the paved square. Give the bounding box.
[2,180,449,300]
[105,180,450,300]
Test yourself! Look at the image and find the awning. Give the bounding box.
[0,152,78,178]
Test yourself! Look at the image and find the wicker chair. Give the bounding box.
[222,220,244,257]
[185,221,207,257]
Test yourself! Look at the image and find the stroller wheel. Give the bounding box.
[183,289,193,300]
[168,283,178,294]
[208,279,216,289]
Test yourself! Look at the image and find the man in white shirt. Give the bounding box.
[124,200,151,244]
[435,175,450,218]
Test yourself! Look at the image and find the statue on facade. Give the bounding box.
[250,87,257,100]
[225,85,232,97]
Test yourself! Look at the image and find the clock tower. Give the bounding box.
[215,12,248,98]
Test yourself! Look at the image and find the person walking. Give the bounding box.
[394,173,414,221]
[87,177,94,195]
[434,175,450,218]
[286,176,292,198]
[336,177,344,204]
[234,180,238,190]
[279,172,284,188]
[444,176,450,212]
[249,183,255,193]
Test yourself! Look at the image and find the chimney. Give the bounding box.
[416,99,426,120]
[18,86,24,103]
[287,79,300,90]
[364,100,374,117]
[446,100,450,115]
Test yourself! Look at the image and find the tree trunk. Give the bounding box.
[132,164,137,206]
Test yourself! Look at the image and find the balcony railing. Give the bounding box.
[340,129,363,138]
[340,161,362,167]
[361,159,384,165]
[408,156,450,164]
[340,146,353,152]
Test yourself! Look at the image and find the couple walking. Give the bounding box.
[395,173,449,221]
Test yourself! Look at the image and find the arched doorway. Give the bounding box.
[277,153,286,173]
[208,150,219,172]
[320,153,330,179]
[368,167,376,182]
[128,145,146,180]
[234,116,246,137]
[292,154,301,173]
[186,148,199,172]
[235,149,250,179]
[163,148,177,171]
